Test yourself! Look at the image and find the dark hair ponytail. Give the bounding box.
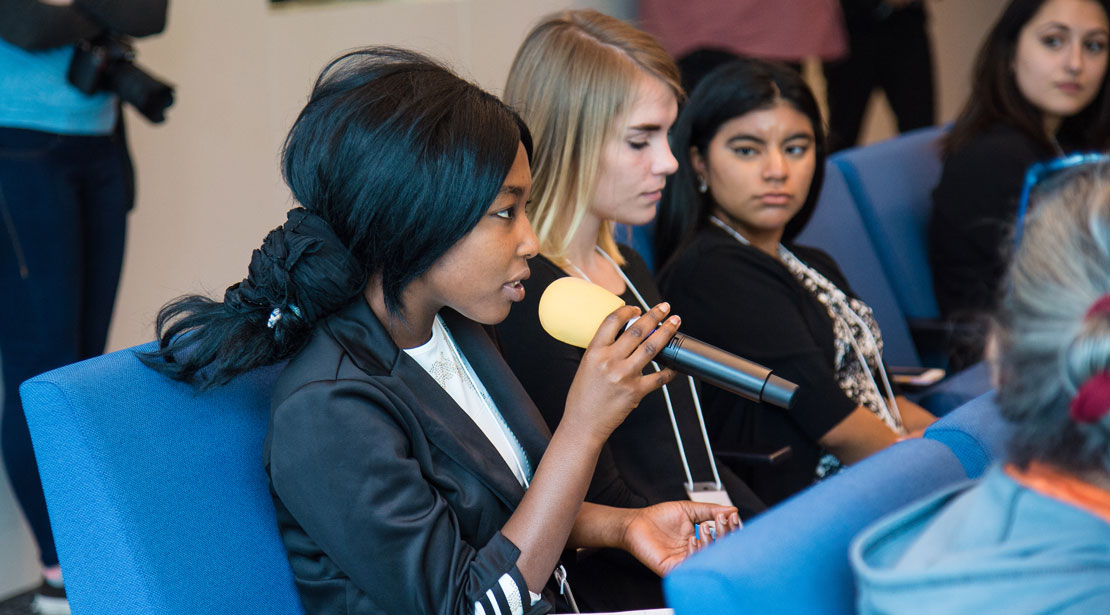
[142,208,364,389]
[142,46,530,389]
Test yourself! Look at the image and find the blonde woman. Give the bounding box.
[495,12,759,608]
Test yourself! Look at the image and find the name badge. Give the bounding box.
[686,481,735,511]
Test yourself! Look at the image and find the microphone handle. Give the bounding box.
[658,334,798,409]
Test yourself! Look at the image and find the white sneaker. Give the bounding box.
[31,578,70,615]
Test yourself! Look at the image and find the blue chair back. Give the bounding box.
[924,390,1013,478]
[833,125,947,321]
[663,437,968,615]
[797,161,920,367]
[20,342,304,615]
[613,220,657,272]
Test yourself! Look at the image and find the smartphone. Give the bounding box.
[888,366,945,388]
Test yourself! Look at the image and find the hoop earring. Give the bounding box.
[697,176,708,194]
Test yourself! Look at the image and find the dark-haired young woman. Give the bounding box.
[929,0,1110,366]
[655,59,936,506]
[143,48,737,615]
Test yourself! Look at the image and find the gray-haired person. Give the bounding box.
[852,160,1110,613]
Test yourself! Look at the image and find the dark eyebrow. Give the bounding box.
[726,134,765,145]
[628,123,663,133]
[499,185,526,198]
[784,132,815,142]
[1038,22,1109,34]
[1037,21,1081,34]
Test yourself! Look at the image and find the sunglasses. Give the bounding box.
[1014,152,1110,246]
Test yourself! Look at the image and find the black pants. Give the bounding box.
[0,124,131,568]
[824,3,935,152]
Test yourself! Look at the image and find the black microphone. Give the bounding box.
[657,332,797,409]
[537,277,798,409]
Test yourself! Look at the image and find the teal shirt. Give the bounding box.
[852,465,1110,614]
[0,37,116,135]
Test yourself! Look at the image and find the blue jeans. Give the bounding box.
[0,125,131,568]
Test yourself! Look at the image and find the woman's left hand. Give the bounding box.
[622,501,740,576]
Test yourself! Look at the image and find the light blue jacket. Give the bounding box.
[851,465,1110,614]
[0,37,115,135]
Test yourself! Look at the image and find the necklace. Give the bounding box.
[707,215,904,432]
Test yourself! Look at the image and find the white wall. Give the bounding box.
[0,464,39,600]
[0,356,41,599]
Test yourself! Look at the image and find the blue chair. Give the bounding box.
[797,160,920,367]
[832,125,947,322]
[664,437,968,615]
[924,390,1013,479]
[613,220,657,272]
[20,343,304,615]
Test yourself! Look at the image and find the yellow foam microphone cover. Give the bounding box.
[537,277,626,348]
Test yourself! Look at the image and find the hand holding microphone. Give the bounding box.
[562,300,682,443]
[539,278,798,410]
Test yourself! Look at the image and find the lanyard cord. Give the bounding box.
[569,247,724,490]
[835,303,904,431]
[707,216,904,433]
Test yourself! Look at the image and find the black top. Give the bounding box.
[494,245,765,518]
[657,227,860,505]
[0,0,168,50]
[265,298,555,615]
[929,122,1057,321]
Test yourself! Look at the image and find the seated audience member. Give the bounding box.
[655,59,936,506]
[495,13,758,609]
[142,47,737,615]
[853,160,1110,613]
[498,10,763,517]
[930,0,1110,367]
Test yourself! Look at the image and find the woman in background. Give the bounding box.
[499,10,762,515]
[496,11,759,610]
[929,0,1110,367]
[143,47,736,615]
[655,59,935,506]
[853,160,1110,613]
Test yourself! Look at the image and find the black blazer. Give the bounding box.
[264,297,554,615]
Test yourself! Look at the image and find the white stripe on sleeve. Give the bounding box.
[486,589,503,615]
[498,573,524,615]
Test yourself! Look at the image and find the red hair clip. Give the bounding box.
[1070,371,1110,423]
[1085,294,1110,319]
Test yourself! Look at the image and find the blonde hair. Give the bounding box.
[995,162,1110,475]
[503,9,682,266]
